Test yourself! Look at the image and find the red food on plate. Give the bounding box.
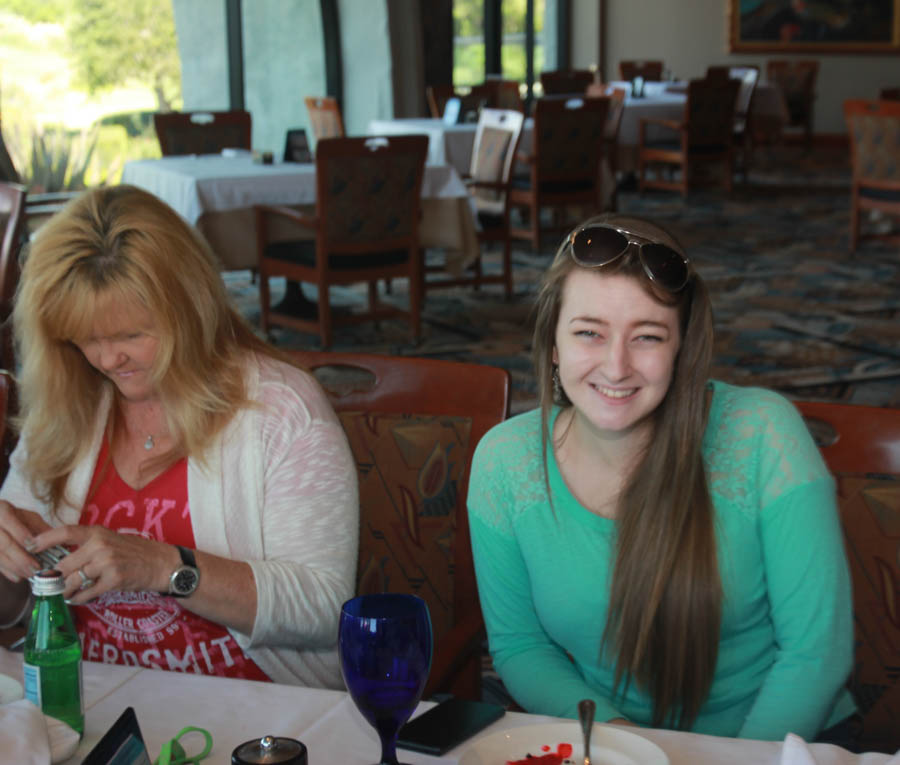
[506,742,573,765]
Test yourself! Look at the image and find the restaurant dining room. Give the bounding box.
[1,0,900,763]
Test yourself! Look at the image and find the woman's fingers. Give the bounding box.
[0,501,44,581]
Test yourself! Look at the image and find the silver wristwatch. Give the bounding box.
[168,545,200,598]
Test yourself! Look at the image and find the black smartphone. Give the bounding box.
[397,697,506,755]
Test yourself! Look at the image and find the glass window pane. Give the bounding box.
[453,0,484,87]
[242,0,326,154]
[1,0,182,191]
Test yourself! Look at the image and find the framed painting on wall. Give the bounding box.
[729,0,900,53]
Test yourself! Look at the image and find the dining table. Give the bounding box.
[0,649,895,765]
[368,80,789,179]
[120,153,480,276]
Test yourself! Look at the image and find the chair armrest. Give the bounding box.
[639,117,683,131]
[423,607,485,699]
[515,151,535,165]
[254,204,317,231]
[465,179,508,193]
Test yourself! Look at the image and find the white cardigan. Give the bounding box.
[0,355,359,688]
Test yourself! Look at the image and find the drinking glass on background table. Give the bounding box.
[339,594,433,765]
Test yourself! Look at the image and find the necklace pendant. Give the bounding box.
[144,435,154,451]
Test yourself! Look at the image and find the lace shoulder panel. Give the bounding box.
[468,408,551,531]
[704,381,830,517]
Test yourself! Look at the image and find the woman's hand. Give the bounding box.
[31,524,177,603]
[0,499,52,582]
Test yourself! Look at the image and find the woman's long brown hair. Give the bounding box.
[532,214,720,729]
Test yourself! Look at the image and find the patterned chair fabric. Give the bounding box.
[843,99,900,253]
[285,350,511,701]
[152,111,251,156]
[796,400,900,753]
[344,412,472,643]
[320,147,422,244]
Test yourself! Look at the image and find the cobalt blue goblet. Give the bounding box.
[339,594,433,765]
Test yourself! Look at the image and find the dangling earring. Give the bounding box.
[552,365,563,403]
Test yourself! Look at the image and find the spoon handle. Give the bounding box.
[578,699,596,765]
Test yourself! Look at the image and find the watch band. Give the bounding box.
[177,545,197,568]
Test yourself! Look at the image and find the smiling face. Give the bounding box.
[553,270,681,441]
[72,299,161,403]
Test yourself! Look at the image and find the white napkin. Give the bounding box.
[780,732,900,765]
[0,699,80,765]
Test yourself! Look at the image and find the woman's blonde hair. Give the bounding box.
[14,185,282,509]
[532,213,720,729]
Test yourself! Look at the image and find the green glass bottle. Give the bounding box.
[23,569,84,737]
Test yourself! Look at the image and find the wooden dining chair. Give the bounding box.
[539,69,594,96]
[794,400,900,753]
[637,77,740,197]
[587,84,627,210]
[152,110,252,156]
[486,79,523,112]
[843,99,900,253]
[425,108,524,298]
[286,350,511,700]
[766,60,819,148]
[426,84,456,119]
[304,96,345,141]
[0,182,26,373]
[508,95,610,251]
[618,60,664,82]
[255,135,428,348]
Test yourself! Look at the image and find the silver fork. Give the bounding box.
[578,699,596,765]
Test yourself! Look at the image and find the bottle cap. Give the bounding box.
[29,569,66,596]
[231,735,307,764]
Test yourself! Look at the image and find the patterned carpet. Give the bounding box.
[225,144,900,414]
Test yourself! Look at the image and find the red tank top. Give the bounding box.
[72,438,270,681]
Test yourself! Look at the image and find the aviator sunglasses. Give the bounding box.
[567,223,691,292]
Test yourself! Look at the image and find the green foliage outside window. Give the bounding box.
[0,0,180,190]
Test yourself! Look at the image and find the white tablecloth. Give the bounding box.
[368,118,479,177]
[121,155,479,273]
[0,650,895,765]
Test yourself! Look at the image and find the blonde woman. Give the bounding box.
[0,185,358,688]
[468,215,857,743]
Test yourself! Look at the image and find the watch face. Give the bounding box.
[171,566,199,596]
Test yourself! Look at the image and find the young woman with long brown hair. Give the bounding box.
[468,214,855,741]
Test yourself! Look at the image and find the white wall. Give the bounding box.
[574,0,898,135]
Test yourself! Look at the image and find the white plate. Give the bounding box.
[459,721,668,765]
[0,672,24,704]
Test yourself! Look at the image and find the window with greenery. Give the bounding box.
[453,0,484,87]
[0,0,181,191]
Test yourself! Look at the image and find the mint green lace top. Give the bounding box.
[468,380,855,740]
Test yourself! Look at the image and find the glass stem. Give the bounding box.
[379,733,399,765]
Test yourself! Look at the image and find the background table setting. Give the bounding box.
[121,151,480,277]
[1,647,897,765]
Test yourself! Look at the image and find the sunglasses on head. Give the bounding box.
[566,223,691,292]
